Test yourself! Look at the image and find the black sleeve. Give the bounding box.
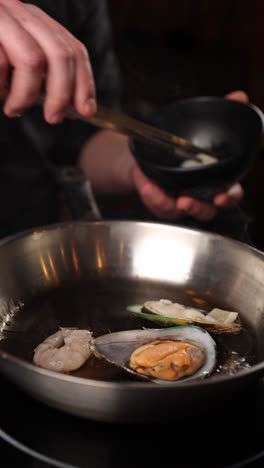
[21,0,121,166]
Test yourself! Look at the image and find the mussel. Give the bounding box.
[127,299,241,334]
[90,326,217,384]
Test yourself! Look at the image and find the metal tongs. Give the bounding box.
[2,82,216,161]
[86,105,213,162]
[35,96,217,163]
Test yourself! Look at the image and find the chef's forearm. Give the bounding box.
[78,129,135,194]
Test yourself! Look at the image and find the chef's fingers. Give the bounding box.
[26,3,96,120]
[176,197,216,221]
[225,90,249,103]
[5,2,76,123]
[214,184,244,208]
[0,3,45,116]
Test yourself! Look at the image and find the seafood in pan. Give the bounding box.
[32,297,243,382]
[91,326,217,383]
[127,299,241,334]
[33,325,217,383]
[33,327,92,373]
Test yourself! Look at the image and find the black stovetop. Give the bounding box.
[1,372,264,468]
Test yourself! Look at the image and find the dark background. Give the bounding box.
[106,0,264,250]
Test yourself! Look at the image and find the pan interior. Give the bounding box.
[0,277,257,382]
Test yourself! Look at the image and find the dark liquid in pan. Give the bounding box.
[0,279,257,381]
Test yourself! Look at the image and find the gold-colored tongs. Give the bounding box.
[70,104,216,162]
[35,95,217,163]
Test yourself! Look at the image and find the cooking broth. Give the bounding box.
[0,278,257,381]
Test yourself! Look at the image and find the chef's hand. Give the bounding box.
[0,0,96,123]
[131,91,248,221]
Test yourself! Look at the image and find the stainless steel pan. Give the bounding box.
[0,221,264,423]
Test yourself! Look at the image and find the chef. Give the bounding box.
[0,0,244,238]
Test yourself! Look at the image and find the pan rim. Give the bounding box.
[0,219,263,260]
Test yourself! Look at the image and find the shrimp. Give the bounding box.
[33,328,92,373]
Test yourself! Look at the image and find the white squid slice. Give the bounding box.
[207,308,238,324]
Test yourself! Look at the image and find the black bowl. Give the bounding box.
[129,97,264,200]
